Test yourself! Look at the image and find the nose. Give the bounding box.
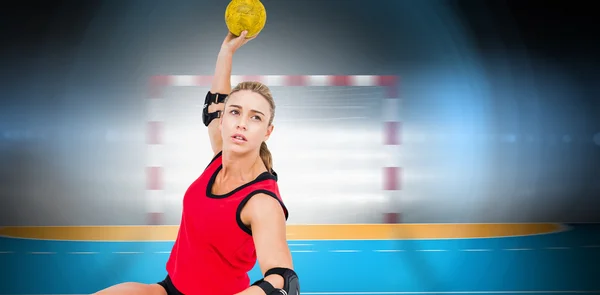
[236,118,248,130]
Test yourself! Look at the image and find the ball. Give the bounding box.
[225,0,267,38]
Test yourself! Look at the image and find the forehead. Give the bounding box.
[227,90,270,112]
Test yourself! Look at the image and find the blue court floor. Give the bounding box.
[1,223,599,295]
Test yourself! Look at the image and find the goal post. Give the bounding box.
[146,75,402,225]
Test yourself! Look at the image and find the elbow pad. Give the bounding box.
[252,267,300,295]
[202,91,227,126]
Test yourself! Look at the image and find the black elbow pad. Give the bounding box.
[251,267,300,295]
[202,91,227,126]
[267,267,300,295]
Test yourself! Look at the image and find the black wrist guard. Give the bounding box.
[202,91,227,126]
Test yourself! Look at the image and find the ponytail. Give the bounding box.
[260,141,273,173]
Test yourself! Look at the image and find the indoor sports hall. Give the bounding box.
[1,1,599,294]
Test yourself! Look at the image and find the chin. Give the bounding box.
[224,142,253,155]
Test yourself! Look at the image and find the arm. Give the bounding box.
[206,49,232,155]
[206,31,254,156]
[235,194,295,295]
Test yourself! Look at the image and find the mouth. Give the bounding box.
[231,134,247,142]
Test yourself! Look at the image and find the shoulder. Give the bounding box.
[246,193,281,209]
[247,192,286,214]
[241,192,289,225]
[270,169,279,182]
[204,150,222,170]
[210,150,222,163]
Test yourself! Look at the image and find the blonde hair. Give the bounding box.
[227,81,276,173]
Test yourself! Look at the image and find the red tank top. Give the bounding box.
[166,151,288,295]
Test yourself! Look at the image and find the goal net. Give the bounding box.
[146,75,401,225]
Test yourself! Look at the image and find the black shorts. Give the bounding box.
[157,275,184,295]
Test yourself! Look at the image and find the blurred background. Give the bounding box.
[0,0,598,226]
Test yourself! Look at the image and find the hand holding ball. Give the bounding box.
[225,0,267,38]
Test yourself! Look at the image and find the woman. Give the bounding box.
[94,30,299,295]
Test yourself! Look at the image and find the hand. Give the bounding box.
[220,30,258,55]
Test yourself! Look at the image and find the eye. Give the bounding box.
[252,115,262,121]
[229,109,239,115]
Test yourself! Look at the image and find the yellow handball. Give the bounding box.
[225,0,267,38]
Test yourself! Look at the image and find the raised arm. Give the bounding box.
[205,31,255,156]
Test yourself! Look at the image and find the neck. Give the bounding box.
[221,149,263,181]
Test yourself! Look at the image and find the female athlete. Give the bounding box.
[93,30,299,295]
